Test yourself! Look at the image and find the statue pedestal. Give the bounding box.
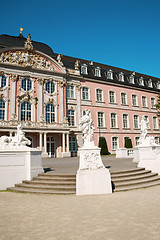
[76,145,112,195]
[134,145,160,174]
[0,148,43,190]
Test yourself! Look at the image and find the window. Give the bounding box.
[109,91,116,103]
[107,70,113,79]
[139,77,144,86]
[135,137,140,146]
[82,87,89,100]
[0,99,5,120]
[81,64,87,74]
[21,78,32,91]
[155,137,160,144]
[0,75,6,88]
[112,137,118,150]
[67,110,75,126]
[98,112,104,127]
[142,96,147,107]
[121,93,127,105]
[67,85,74,98]
[45,82,55,94]
[46,104,55,123]
[129,75,134,84]
[123,114,129,128]
[148,79,153,88]
[69,136,77,152]
[132,94,138,106]
[96,89,103,102]
[95,67,101,77]
[119,72,124,82]
[134,115,139,129]
[111,113,117,128]
[151,98,156,109]
[21,102,31,121]
[153,117,158,129]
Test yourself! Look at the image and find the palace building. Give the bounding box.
[0,30,159,157]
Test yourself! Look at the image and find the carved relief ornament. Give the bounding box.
[0,51,55,72]
[10,74,18,82]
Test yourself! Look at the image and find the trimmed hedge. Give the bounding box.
[98,137,110,155]
[124,138,133,148]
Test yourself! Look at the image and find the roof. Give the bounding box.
[0,34,54,57]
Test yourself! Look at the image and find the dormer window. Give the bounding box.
[148,79,153,88]
[119,72,124,82]
[81,64,88,75]
[129,75,135,84]
[156,81,160,89]
[139,77,144,86]
[107,70,113,80]
[94,67,101,77]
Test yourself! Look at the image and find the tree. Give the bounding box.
[98,137,110,155]
[124,138,133,148]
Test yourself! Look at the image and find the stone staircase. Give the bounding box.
[111,168,160,192]
[8,174,76,194]
[8,167,160,194]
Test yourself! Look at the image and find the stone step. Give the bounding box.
[14,183,76,191]
[111,168,151,178]
[111,172,158,182]
[38,174,76,179]
[23,180,76,186]
[114,180,160,192]
[33,177,76,182]
[8,187,75,195]
[114,176,160,188]
[34,175,76,182]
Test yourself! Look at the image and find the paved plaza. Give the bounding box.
[0,156,160,240]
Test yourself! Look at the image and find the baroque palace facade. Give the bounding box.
[0,30,159,157]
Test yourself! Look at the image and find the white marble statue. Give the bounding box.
[79,109,94,145]
[0,124,31,147]
[139,116,148,140]
[138,116,156,146]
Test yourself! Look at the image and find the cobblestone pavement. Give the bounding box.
[1,186,160,240]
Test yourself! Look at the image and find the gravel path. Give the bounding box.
[1,186,160,240]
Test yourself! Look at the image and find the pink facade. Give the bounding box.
[0,31,159,157]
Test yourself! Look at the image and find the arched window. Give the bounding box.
[0,75,6,88]
[46,104,55,123]
[0,99,5,120]
[45,82,55,93]
[21,102,31,121]
[21,78,32,91]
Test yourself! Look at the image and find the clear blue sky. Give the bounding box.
[1,0,160,78]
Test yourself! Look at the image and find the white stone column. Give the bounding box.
[10,78,16,120]
[44,132,47,155]
[76,85,81,127]
[67,133,69,153]
[63,133,65,153]
[59,84,64,123]
[38,80,43,122]
[39,132,42,151]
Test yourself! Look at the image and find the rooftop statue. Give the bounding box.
[0,124,31,148]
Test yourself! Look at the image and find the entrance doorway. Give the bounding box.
[47,137,56,158]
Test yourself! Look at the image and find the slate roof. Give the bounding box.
[0,34,54,57]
